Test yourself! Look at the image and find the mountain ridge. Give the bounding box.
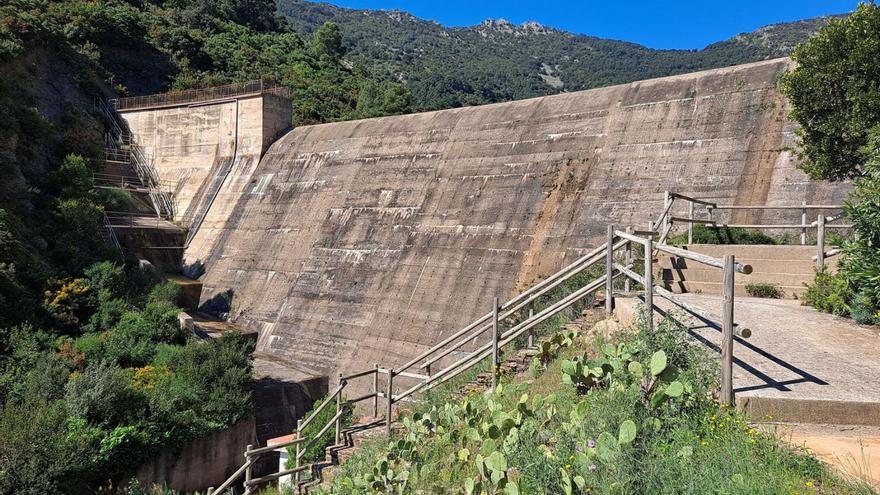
[277,0,843,110]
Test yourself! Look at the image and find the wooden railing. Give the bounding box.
[210,224,753,494]
[658,191,849,270]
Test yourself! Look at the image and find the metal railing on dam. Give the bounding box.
[111,79,291,111]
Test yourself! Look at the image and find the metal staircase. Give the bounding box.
[96,99,175,221]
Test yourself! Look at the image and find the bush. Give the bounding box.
[802,270,852,316]
[64,362,144,426]
[73,332,104,362]
[103,301,184,366]
[84,261,124,298]
[0,398,97,495]
[745,282,783,299]
[288,395,355,465]
[150,333,254,431]
[148,281,182,306]
[668,224,781,245]
[849,292,880,325]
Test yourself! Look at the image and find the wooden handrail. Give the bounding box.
[669,192,718,207]
[707,204,842,210]
[296,409,345,461]
[419,239,627,370]
[246,437,305,457]
[654,244,753,274]
[399,241,613,373]
[298,381,345,431]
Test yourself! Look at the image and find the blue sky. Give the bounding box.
[321,0,861,49]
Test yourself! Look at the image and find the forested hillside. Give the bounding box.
[278,0,838,110]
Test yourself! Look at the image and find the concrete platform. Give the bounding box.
[623,295,880,426]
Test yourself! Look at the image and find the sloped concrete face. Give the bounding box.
[184,58,851,383]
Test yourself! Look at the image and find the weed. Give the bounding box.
[745,282,784,299]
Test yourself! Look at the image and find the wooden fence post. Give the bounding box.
[243,444,253,495]
[372,364,379,418]
[624,227,632,293]
[816,214,826,271]
[721,254,735,406]
[527,305,535,349]
[335,373,343,445]
[688,200,694,245]
[801,201,807,245]
[386,369,394,437]
[491,297,500,389]
[606,225,615,316]
[295,419,302,485]
[644,234,654,334]
[663,191,671,238]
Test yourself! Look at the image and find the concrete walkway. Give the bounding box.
[646,294,880,426]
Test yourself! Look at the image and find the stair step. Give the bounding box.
[659,268,816,288]
[675,244,820,260]
[657,257,824,275]
[664,280,807,298]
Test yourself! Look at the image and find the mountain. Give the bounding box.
[277,0,839,111]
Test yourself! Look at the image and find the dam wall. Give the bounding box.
[119,92,291,225]
[169,58,847,383]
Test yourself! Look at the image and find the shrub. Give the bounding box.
[103,301,184,366]
[745,282,783,299]
[73,332,105,362]
[150,333,254,431]
[849,292,880,325]
[288,395,355,465]
[668,224,781,245]
[148,281,182,306]
[801,270,852,316]
[64,362,144,426]
[84,294,127,333]
[0,398,97,495]
[83,261,124,298]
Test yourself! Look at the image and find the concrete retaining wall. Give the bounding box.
[135,417,257,492]
[170,58,849,385]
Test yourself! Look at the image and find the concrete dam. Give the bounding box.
[120,58,850,384]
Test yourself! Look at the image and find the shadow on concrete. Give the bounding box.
[649,300,829,394]
[199,288,235,319]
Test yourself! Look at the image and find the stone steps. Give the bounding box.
[658,244,837,299]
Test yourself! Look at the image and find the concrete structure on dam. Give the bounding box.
[119,87,292,230]
[122,58,851,386]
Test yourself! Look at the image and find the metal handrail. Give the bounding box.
[113,79,290,111]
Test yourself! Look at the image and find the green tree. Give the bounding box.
[781,2,880,323]
[311,22,345,59]
[780,3,880,181]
